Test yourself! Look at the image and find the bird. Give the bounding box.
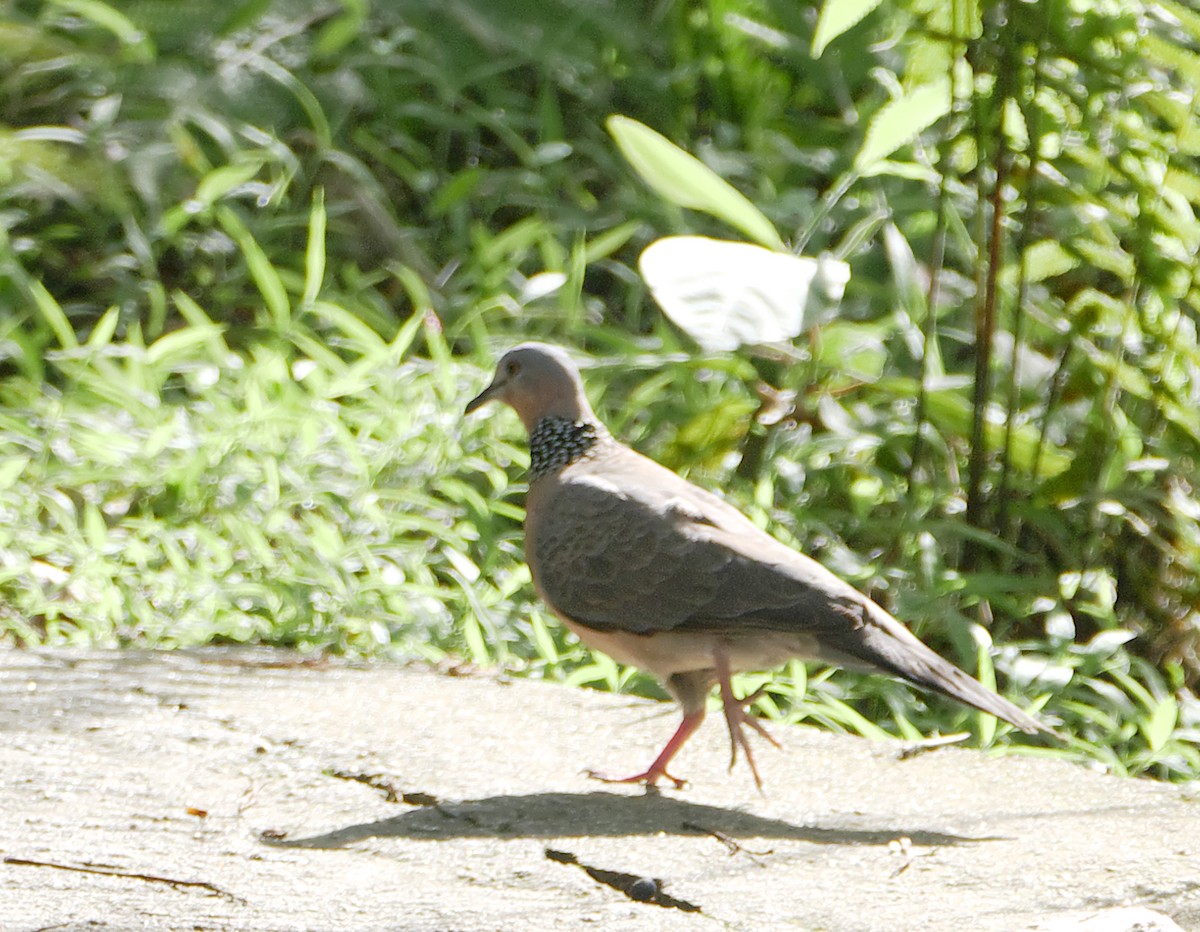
[466,342,1054,788]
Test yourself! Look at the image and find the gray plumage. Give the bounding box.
[466,342,1052,788]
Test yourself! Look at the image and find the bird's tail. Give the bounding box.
[853,605,1058,738]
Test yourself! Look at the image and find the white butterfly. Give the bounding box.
[638,235,851,352]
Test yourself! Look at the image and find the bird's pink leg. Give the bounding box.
[714,649,780,789]
[587,709,705,789]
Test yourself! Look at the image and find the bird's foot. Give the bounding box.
[584,708,705,790]
[715,664,781,790]
[585,767,688,790]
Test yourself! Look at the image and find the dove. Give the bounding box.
[466,342,1052,787]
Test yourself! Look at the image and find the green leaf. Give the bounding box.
[216,206,291,330]
[529,612,559,664]
[314,7,366,58]
[854,78,952,173]
[87,306,120,347]
[584,220,642,263]
[606,115,785,250]
[302,187,327,307]
[47,0,155,62]
[1157,0,1200,43]
[310,301,386,355]
[1140,698,1178,753]
[920,387,1071,476]
[194,158,266,211]
[172,292,229,358]
[817,695,894,740]
[812,0,882,58]
[972,625,998,746]
[1023,240,1080,282]
[0,456,28,491]
[1142,32,1200,87]
[146,326,225,368]
[249,56,332,148]
[858,159,940,182]
[31,280,78,349]
[815,320,888,381]
[83,502,108,550]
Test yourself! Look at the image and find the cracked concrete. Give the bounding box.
[0,649,1196,931]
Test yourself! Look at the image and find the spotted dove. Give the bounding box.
[466,342,1052,788]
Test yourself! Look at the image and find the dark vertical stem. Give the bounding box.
[997,17,1048,541]
[965,100,1008,568]
[909,166,950,489]
[964,1,1018,572]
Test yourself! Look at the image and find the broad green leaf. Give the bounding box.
[854,78,952,172]
[1141,698,1178,753]
[815,320,887,381]
[812,0,882,58]
[1072,237,1135,283]
[314,7,366,58]
[607,115,785,250]
[1004,97,1029,151]
[1023,240,1079,282]
[906,35,952,87]
[882,222,925,316]
[83,502,107,550]
[950,0,982,40]
[0,456,28,490]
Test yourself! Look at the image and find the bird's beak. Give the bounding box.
[465,380,498,415]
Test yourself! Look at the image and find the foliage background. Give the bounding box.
[2,0,1199,779]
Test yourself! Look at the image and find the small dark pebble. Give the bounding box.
[629,877,658,902]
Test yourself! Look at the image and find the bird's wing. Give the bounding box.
[527,450,863,638]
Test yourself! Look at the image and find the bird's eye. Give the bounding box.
[505,360,520,377]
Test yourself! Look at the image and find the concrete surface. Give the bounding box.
[0,649,1196,931]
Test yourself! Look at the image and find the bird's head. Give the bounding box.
[465,342,596,432]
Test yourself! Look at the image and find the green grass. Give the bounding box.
[3,308,1197,781]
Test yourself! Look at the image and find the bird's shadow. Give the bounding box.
[267,790,999,849]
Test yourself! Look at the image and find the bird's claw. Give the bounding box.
[585,767,688,790]
[715,659,781,790]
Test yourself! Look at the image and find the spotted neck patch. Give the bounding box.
[528,417,607,481]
